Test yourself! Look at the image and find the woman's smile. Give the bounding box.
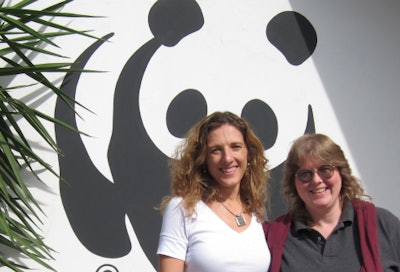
[206,124,248,190]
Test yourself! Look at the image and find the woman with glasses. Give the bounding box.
[264,133,400,272]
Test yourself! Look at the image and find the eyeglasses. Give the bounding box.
[296,165,336,183]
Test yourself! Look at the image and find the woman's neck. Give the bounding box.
[308,202,343,238]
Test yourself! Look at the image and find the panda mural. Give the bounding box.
[55,0,317,269]
[47,0,400,271]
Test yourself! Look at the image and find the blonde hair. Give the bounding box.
[282,133,369,219]
[159,111,270,221]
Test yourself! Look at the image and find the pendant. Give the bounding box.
[235,214,247,227]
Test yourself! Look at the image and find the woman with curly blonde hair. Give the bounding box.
[263,133,400,272]
[157,111,271,272]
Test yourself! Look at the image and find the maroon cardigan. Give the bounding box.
[263,200,383,272]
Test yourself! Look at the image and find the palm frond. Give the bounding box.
[0,0,106,270]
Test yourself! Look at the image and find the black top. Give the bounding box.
[281,201,400,271]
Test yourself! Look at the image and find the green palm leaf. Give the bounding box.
[0,0,106,270]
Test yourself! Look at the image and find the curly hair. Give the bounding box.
[159,111,270,221]
[282,133,369,219]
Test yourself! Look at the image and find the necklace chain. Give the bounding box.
[220,202,242,216]
[220,202,247,227]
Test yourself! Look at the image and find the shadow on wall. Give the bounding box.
[289,0,400,217]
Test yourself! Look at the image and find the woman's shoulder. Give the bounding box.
[375,206,400,225]
[164,196,184,212]
[165,196,202,218]
[168,196,183,205]
[374,206,400,243]
[262,213,292,234]
[352,200,399,225]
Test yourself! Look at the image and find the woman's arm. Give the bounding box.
[158,254,185,272]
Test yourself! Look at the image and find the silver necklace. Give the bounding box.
[220,202,247,227]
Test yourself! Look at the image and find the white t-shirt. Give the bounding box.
[157,197,271,272]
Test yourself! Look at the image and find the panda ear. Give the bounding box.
[266,11,317,66]
[148,0,204,47]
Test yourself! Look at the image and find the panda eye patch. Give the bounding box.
[266,11,317,66]
[241,99,278,150]
[167,89,207,138]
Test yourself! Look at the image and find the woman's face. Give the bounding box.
[205,124,248,193]
[295,159,342,215]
